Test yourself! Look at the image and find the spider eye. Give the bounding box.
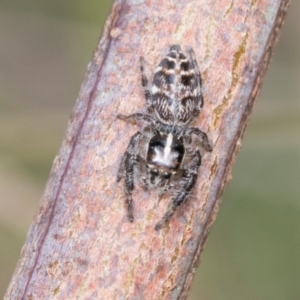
[162,172,171,179]
[150,168,159,176]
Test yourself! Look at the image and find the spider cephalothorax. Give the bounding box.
[117,45,212,230]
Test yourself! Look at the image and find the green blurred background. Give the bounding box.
[0,1,299,299]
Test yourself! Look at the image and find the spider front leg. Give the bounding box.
[155,150,202,230]
[185,127,213,152]
[117,131,142,222]
[117,113,155,127]
[140,56,153,112]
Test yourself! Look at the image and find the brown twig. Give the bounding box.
[5,0,290,299]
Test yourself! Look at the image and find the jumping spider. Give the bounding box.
[117,45,212,230]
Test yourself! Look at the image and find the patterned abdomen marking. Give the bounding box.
[151,45,203,125]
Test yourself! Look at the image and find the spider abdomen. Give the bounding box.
[151,45,203,125]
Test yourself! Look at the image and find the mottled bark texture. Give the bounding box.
[5,0,290,299]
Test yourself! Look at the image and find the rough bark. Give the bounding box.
[5,0,290,299]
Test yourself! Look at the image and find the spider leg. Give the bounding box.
[117,113,155,127]
[188,47,203,116]
[157,178,171,197]
[117,131,143,222]
[140,56,153,112]
[117,112,183,139]
[116,153,126,182]
[155,150,202,230]
[185,127,213,152]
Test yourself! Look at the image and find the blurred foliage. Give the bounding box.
[0,0,112,24]
[0,222,24,296]
[0,1,299,299]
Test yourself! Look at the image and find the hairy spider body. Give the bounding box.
[149,44,203,125]
[117,45,212,230]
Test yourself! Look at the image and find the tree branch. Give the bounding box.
[5,0,290,299]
